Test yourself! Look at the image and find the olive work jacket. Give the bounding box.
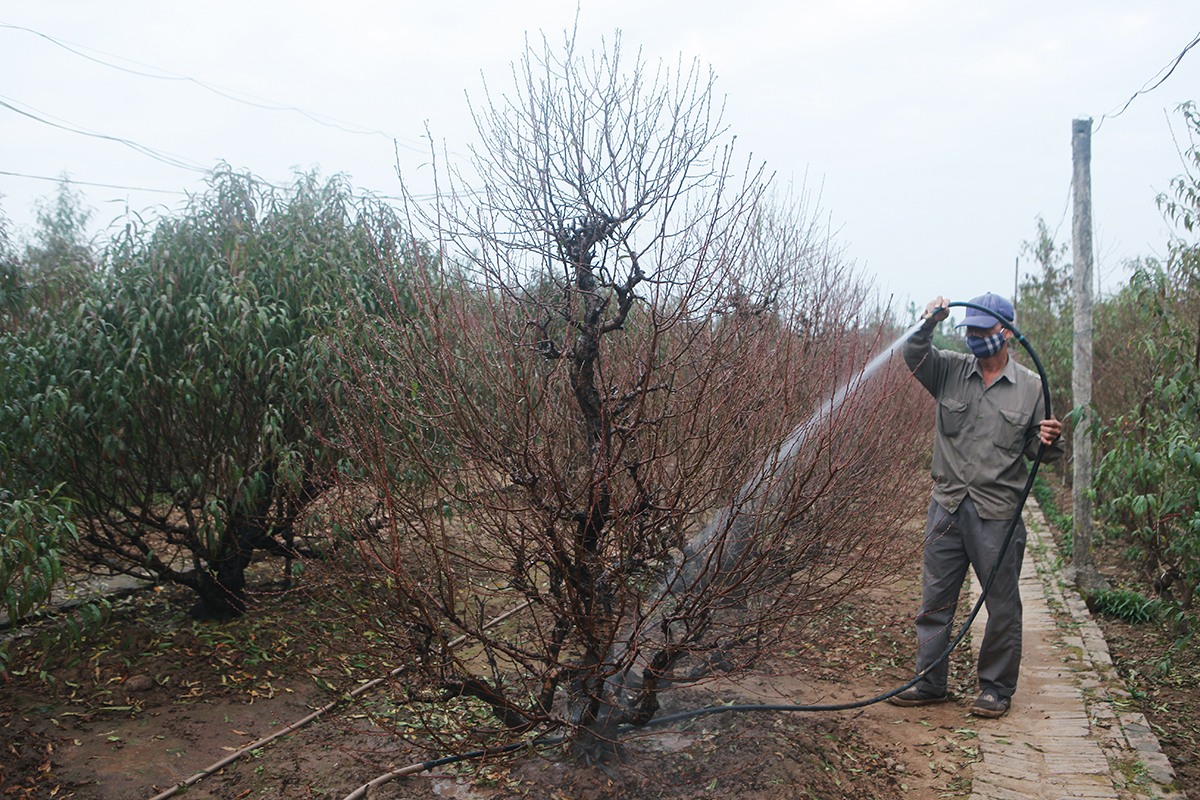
[903,322,1065,521]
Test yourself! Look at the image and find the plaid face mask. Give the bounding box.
[966,330,1006,359]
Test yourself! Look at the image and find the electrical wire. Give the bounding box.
[0,96,210,175]
[1095,29,1200,133]
[0,164,452,227]
[0,21,427,152]
[0,21,451,204]
[1042,28,1200,240]
[0,169,185,196]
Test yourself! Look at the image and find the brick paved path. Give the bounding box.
[964,501,1186,800]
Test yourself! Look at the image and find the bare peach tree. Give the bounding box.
[324,32,929,753]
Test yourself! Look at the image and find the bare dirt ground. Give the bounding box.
[1099,612,1200,795]
[4,483,1196,800]
[1,559,995,800]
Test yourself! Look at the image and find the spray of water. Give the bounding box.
[604,321,925,710]
[672,319,924,590]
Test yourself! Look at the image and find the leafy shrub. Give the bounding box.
[1095,102,1200,619]
[3,167,417,619]
[1016,216,1074,445]
[0,486,78,675]
[1095,262,1199,615]
[1090,588,1161,625]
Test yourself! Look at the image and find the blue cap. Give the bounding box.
[956,293,1014,328]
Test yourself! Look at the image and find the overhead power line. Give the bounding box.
[0,169,185,195]
[0,95,210,174]
[0,21,486,211]
[0,22,428,154]
[1096,29,1200,133]
[0,21,474,212]
[1,167,455,213]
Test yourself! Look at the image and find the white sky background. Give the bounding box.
[2,0,1199,314]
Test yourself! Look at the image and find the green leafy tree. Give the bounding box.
[0,486,78,674]
[1095,262,1199,614]
[25,179,96,274]
[0,188,100,656]
[1015,216,1072,432]
[10,180,98,332]
[0,289,81,670]
[1091,260,1163,423]
[6,168,413,619]
[1095,102,1200,619]
[0,204,19,326]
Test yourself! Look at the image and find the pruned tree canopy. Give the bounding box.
[325,31,930,753]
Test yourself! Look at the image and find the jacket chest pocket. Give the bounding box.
[938,397,969,437]
[996,407,1028,452]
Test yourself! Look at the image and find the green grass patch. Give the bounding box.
[1091,588,1161,625]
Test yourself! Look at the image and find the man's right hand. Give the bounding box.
[923,296,950,324]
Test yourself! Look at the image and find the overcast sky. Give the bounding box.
[2,1,1198,313]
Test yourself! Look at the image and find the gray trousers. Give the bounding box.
[912,496,1025,699]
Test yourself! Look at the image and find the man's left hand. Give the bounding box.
[1038,416,1062,445]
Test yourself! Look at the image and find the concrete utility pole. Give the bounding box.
[1014,256,1019,312]
[1067,118,1109,597]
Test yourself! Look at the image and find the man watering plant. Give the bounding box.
[890,292,1064,719]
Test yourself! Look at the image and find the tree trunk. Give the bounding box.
[189,469,279,620]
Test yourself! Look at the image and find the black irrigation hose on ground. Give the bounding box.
[341,301,1056,798]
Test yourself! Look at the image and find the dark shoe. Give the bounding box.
[970,690,1011,718]
[889,686,948,707]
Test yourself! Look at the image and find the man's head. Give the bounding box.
[956,293,1014,359]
